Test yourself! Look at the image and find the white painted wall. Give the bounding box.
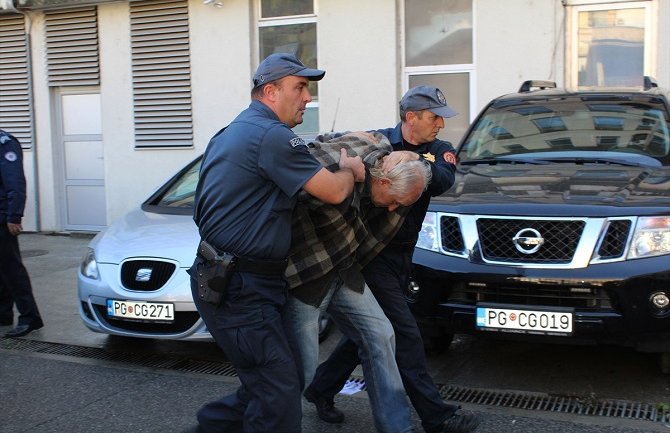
[318,0,399,132]
[474,0,564,112]
[17,0,670,233]
[29,11,59,232]
[95,0,254,225]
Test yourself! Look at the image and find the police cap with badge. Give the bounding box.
[252,53,325,88]
[399,85,458,119]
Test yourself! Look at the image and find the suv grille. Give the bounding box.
[597,220,631,259]
[121,260,176,291]
[440,216,464,253]
[477,218,585,263]
[456,282,612,309]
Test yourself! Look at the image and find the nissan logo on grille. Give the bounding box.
[135,268,153,282]
[512,228,544,254]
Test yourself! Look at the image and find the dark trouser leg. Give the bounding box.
[0,278,15,322]
[0,226,42,327]
[364,249,458,432]
[190,268,302,433]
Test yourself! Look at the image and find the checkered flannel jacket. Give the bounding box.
[284,132,410,289]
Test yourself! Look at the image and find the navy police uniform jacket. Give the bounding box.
[0,130,27,225]
[193,100,322,260]
[376,123,456,245]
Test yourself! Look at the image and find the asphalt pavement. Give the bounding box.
[0,232,668,433]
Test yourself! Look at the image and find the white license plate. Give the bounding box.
[106,300,174,322]
[476,306,573,335]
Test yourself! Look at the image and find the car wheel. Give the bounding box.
[660,352,670,374]
[318,312,332,343]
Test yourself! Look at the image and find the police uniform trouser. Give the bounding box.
[0,224,42,326]
[190,260,302,433]
[307,245,459,433]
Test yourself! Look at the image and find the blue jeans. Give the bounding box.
[306,246,459,432]
[285,276,413,433]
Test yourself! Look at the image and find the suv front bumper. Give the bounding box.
[411,248,670,352]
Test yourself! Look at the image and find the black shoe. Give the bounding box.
[441,412,480,433]
[0,317,13,326]
[304,387,344,424]
[4,321,43,338]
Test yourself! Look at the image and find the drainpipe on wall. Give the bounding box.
[22,10,40,232]
[1,0,41,231]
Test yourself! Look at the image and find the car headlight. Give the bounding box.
[628,217,670,259]
[80,248,100,280]
[416,211,439,252]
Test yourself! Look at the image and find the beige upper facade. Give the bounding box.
[0,0,668,232]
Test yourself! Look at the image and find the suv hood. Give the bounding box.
[434,164,670,216]
[92,209,199,266]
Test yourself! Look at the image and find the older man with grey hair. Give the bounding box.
[285,131,432,433]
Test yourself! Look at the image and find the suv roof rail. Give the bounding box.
[643,76,658,90]
[518,80,557,93]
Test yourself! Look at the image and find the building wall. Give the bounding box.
[12,0,669,233]
[318,0,399,132]
[475,0,564,110]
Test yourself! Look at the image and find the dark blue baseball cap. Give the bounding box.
[253,53,325,88]
[400,85,458,118]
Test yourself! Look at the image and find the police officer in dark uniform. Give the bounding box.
[0,129,44,338]
[184,53,364,433]
[304,87,481,433]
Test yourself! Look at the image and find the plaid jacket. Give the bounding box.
[284,132,410,294]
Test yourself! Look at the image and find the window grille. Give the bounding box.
[130,0,192,148]
[45,7,100,86]
[0,14,32,148]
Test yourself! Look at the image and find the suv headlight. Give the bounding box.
[80,248,100,280]
[628,217,670,259]
[416,211,439,252]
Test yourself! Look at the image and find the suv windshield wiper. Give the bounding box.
[460,157,550,165]
[535,156,645,167]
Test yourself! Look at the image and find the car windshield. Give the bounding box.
[460,95,670,166]
[150,158,201,209]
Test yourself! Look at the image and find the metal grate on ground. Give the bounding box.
[3,337,669,424]
[439,384,670,424]
[0,337,238,377]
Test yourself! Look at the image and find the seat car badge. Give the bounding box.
[135,268,153,282]
[512,228,544,254]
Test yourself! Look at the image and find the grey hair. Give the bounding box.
[369,158,432,196]
[399,108,426,122]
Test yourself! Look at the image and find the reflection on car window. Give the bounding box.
[155,160,201,208]
[462,96,670,163]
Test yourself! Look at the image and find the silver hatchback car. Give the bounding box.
[78,157,332,341]
[77,157,211,340]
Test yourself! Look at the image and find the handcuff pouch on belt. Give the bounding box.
[195,240,235,306]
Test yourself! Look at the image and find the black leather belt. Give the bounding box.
[197,240,287,276]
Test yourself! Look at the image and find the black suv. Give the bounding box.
[409,78,670,373]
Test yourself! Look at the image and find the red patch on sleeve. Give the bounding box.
[443,152,457,165]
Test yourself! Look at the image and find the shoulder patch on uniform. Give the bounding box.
[0,133,10,144]
[290,137,306,148]
[5,151,17,162]
[443,151,457,165]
